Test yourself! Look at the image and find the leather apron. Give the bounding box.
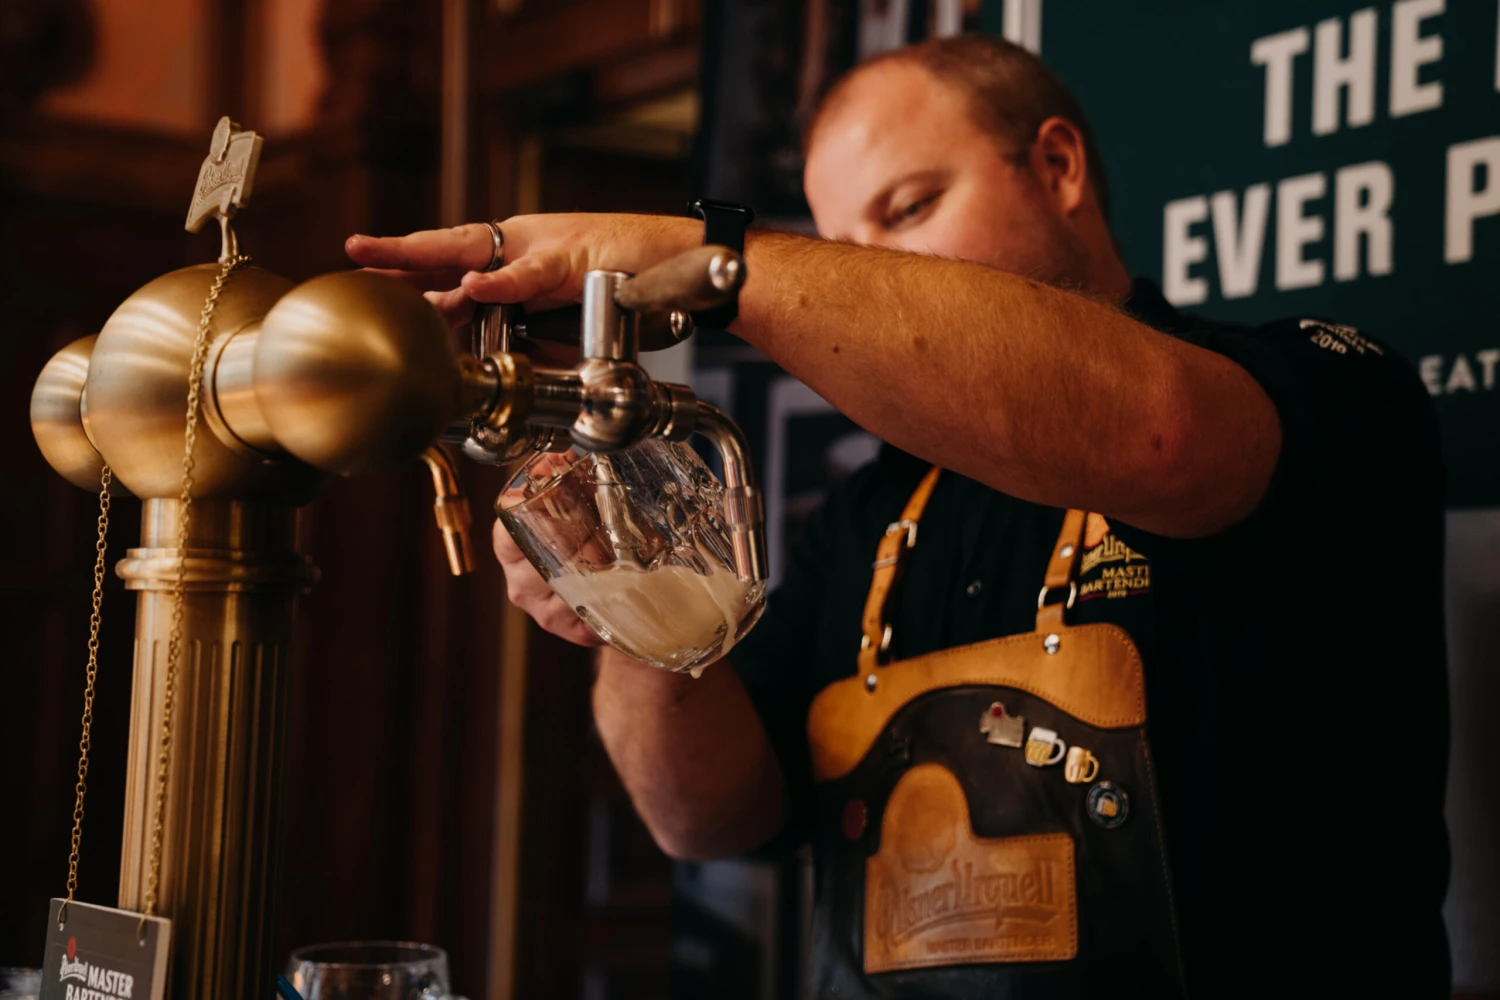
[805,469,1187,998]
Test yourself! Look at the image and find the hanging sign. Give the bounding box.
[39,900,169,1000]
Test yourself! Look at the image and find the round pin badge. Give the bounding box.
[1086,781,1130,829]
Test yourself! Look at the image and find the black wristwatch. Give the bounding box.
[688,198,755,334]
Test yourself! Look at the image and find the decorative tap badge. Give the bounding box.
[40,900,169,1000]
[184,117,262,235]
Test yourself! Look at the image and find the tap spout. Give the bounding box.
[692,402,767,585]
[421,444,477,575]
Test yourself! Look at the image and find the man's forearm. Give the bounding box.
[592,647,788,860]
[359,213,1279,537]
[734,232,1281,538]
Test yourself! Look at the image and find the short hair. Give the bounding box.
[805,36,1111,220]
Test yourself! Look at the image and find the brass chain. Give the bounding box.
[140,255,249,917]
[60,463,113,921]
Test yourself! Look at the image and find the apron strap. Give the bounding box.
[857,466,942,672]
[1036,509,1087,634]
[856,468,1090,675]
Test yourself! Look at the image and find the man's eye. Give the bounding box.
[888,194,938,229]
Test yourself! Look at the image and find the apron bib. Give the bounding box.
[806,469,1188,998]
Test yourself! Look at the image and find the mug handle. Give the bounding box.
[1081,754,1100,781]
[1048,739,1067,766]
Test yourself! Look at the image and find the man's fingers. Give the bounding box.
[492,518,528,562]
[491,521,604,646]
[507,573,558,611]
[498,553,560,611]
[537,601,606,647]
[492,523,554,603]
[423,288,476,328]
[362,267,469,292]
[345,223,497,272]
[461,252,573,305]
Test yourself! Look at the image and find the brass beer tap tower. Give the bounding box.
[30,119,766,1000]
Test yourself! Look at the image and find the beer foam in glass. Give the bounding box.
[496,439,766,675]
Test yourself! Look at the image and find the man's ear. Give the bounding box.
[1028,116,1089,216]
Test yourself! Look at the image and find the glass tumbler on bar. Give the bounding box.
[496,439,767,674]
[0,967,40,1000]
[284,941,450,1000]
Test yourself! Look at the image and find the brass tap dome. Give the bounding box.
[253,269,467,476]
[79,263,326,503]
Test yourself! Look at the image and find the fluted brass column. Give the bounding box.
[115,499,317,1000]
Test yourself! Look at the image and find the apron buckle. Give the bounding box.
[1037,581,1078,611]
[886,518,918,548]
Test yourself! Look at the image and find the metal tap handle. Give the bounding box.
[474,301,515,358]
[491,304,691,353]
[472,246,742,356]
[614,245,744,315]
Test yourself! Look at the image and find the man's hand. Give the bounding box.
[492,520,603,648]
[345,214,700,327]
[491,448,605,647]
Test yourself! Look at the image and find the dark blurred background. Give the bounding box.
[0,2,716,998]
[1,1,1496,998]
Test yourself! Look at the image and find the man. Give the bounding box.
[348,37,1449,997]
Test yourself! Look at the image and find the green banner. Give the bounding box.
[1035,0,1500,505]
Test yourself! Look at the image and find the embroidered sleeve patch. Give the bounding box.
[1301,318,1383,356]
[1079,515,1150,601]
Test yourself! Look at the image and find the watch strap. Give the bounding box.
[688,198,754,333]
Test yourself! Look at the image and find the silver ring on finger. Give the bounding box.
[482,220,505,272]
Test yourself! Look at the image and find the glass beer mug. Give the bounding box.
[496,439,766,674]
[285,942,454,1000]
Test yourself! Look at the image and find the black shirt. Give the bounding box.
[732,281,1451,993]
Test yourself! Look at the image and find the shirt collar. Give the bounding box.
[1121,278,1193,335]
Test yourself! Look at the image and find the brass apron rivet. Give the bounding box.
[1044,633,1061,654]
[865,674,878,692]
[1059,543,1074,559]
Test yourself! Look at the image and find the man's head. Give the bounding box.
[803,37,1127,298]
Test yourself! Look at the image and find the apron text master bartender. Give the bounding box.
[348,38,1450,997]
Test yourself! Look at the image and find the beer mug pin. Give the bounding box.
[979,702,1025,748]
[1064,746,1101,784]
[1024,727,1067,767]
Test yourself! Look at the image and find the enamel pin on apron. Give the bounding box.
[979,702,1025,748]
[1024,727,1067,767]
[1087,781,1130,829]
[1065,746,1101,784]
